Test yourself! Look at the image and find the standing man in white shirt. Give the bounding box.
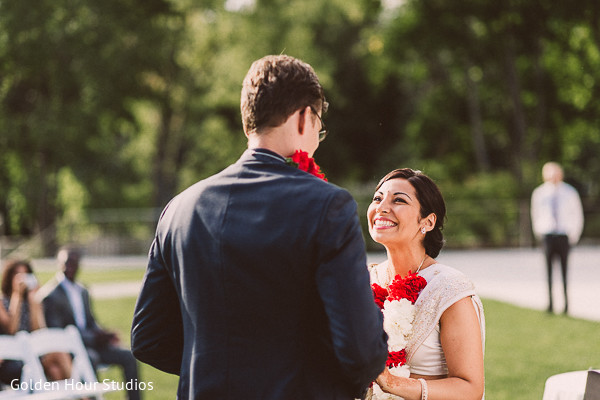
[531,162,584,314]
[40,246,141,400]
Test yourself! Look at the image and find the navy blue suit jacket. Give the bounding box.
[131,149,387,399]
[41,278,102,349]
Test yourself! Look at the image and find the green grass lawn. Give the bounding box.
[91,288,600,399]
[34,268,146,287]
[93,296,178,400]
[483,299,600,399]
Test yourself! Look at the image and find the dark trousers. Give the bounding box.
[0,360,23,388]
[543,234,570,313]
[88,345,141,400]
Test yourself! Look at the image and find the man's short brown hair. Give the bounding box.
[241,55,325,135]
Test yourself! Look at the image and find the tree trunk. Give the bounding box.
[530,38,547,163]
[464,62,490,172]
[152,89,187,209]
[503,35,527,185]
[37,150,58,257]
[152,100,176,208]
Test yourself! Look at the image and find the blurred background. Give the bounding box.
[1,0,600,258]
[2,2,600,398]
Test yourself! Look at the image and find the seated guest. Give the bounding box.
[1,293,23,388]
[1,259,72,381]
[40,246,140,400]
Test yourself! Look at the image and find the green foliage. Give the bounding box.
[0,0,180,253]
[2,0,600,251]
[56,167,95,245]
[440,172,522,248]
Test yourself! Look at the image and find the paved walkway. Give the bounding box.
[369,245,600,321]
[52,246,600,322]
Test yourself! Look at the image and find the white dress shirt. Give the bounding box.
[58,273,87,330]
[531,181,584,245]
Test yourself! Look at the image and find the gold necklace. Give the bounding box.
[415,254,427,273]
[385,254,427,286]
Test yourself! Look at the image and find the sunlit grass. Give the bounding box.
[34,268,145,288]
[483,299,599,399]
[90,282,600,399]
[94,296,178,400]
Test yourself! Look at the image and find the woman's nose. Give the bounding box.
[376,202,389,214]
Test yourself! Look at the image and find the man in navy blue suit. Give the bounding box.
[42,246,141,400]
[131,55,387,399]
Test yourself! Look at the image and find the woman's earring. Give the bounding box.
[421,227,426,234]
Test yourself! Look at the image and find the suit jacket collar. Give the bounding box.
[54,276,90,328]
[51,284,78,326]
[241,148,287,165]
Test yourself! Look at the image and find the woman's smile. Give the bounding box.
[373,217,398,229]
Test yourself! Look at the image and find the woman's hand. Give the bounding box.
[12,273,28,296]
[375,368,394,393]
[375,369,423,400]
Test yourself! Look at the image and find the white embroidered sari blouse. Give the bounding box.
[369,263,485,377]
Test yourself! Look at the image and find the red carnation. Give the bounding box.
[388,272,427,304]
[372,283,388,309]
[306,158,327,180]
[287,150,327,181]
[291,150,310,171]
[386,350,407,368]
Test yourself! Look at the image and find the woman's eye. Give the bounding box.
[394,198,406,204]
[372,196,382,202]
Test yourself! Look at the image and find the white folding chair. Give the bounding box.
[27,326,96,385]
[0,331,38,398]
[25,326,114,399]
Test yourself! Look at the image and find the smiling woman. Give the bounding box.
[368,178,430,250]
[368,169,445,259]
[365,168,485,400]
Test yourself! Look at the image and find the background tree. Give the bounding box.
[1,0,599,255]
[0,0,177,254]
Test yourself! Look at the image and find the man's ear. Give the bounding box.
[297,106,310,135]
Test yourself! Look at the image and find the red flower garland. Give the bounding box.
[387,273,426,303]
[372,272,427,369]
[386,350,407,368]
[286,150,327,181]
[372,283,388,310]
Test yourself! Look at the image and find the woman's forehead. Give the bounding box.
[378,178,416,196]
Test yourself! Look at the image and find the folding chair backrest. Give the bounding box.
[26,325,98,384]
[0,333,25,361]
[0,331,44,384]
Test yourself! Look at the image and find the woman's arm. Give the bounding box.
[28,287,46,331]
[376,297,484,400]
[7,291,24,334]
[427,296,484,400]
[0,300,11,332]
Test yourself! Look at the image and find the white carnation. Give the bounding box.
[382,298,415,351]
[386,330,408,351]
[389,365,411,378]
